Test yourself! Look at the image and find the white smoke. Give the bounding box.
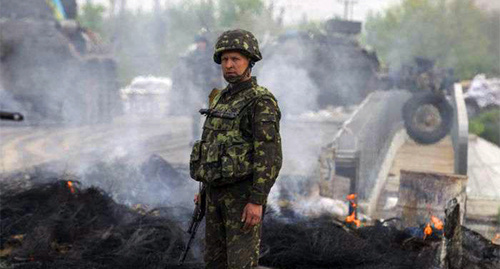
[259,62,318,115]
[257,37,347,217]
[0,66,23,112]
[259,38,319,116]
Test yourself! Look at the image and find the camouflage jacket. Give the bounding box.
[189,77,282,205]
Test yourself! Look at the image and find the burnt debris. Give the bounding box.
[0,180,189,269]
[259,216,439,269]
[1,178,499,269]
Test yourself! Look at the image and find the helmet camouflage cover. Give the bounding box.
[213,29,262,64]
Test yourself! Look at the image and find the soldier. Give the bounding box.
[188,34,222,141]
[189,29,282,268]
[171,33,221,140]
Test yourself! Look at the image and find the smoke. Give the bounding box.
[1,0,359,222]
[258,36,323,177]
[0,73,23,113]
[259,38,319,116]
[0,0,214,222]
[257,37,348,216]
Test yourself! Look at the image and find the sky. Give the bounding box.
[77,0,402,24]
[271,0,401,24]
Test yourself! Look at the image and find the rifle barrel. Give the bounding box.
[0,111,24,121]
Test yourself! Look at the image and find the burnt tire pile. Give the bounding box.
[0,180,191,269]
[260,217,500,269]
[260,217,438,269]
[1,180,499,269]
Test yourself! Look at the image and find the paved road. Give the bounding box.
[0,116,192,174]
[0,115,342,177]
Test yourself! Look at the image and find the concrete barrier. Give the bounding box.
[451,83,469,175]
[320,90,411,200]
[397,170,468,227]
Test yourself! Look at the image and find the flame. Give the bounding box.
[422,211,444,239]
[345,212,360,227]
[67,181,76,194]
[493,234,500,244]
[430,215,443,230]
[345,193,361,227]
[424,223,432,238]
[346,194,357,200]
[346,212,355,222]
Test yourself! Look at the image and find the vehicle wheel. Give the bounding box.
[403,93,453,145]
[465,99,480,119]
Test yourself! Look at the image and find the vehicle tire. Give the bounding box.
[403,93,453,145]
[465,99,480,119]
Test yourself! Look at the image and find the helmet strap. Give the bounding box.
[224,61,253,84]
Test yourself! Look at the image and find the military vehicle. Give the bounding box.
[261,19,382,108]
[260,19,455,144]
[0,0,118,124]
[397,57,456,144]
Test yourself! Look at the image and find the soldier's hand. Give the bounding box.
[194,194,199,204]
[241,203,262,231]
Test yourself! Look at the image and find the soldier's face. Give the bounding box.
[221,51,250,82]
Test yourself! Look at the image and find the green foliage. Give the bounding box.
[469,109,500,146]
[469,119,485,135]
[218,0,264,27]
[364,0,499,80]
[482,11,500,75]
[77,3,106,35]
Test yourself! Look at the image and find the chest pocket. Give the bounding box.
[189,140,222,184]
[203,111,237,131]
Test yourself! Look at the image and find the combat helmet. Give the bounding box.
[213,29,262,64]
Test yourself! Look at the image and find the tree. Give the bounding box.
[364,0,498,80]
[469,109,500,146]
[218,0,264,27]
[78,3,106,35]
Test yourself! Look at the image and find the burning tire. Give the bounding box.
[403,93,453,145]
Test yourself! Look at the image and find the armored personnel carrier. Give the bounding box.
[0,0,118,124]
[261,19,382,108]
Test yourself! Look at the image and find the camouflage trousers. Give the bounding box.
[205,179,262,269]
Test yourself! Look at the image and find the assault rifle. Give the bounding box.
[178,184,206,265]
[0,111,24,121]
[199,108,237,119]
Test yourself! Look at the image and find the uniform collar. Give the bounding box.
[224,77,257,96]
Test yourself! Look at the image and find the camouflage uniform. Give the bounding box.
[189,29,282,269]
